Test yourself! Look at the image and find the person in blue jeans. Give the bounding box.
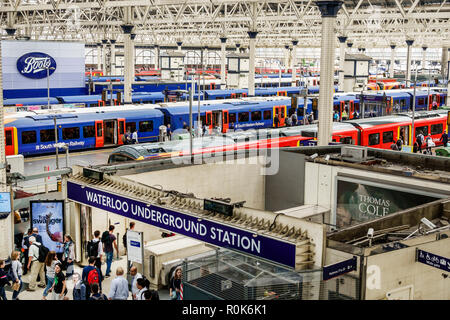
[0,260,9,300]
[10,251,23,300]
[103,225,118,277]
[42,251,60,300]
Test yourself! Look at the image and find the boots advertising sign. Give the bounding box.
[335,177,441,228]
[16,52,57,79]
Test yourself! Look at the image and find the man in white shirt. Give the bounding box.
[129,266,142,300]
[132,130,138,144]
[108,267,129,300]
[26,236,46,291]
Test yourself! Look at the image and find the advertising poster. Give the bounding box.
[31,201,65,253]
[0,192,11,213]
[335,178,441,228]
[126,230,144,264]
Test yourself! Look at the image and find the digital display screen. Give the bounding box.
[83,168,104,181]
[0,192,11,213]
[30,201,65,253]
[204,199,234,217]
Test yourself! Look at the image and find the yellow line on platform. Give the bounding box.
[24,148,115,162]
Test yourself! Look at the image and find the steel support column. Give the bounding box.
[338,36,347,92]
[389,45,396,78]
[406,40,414,87]
[291,40,298,86]
[177,41,183,52]
[442,47,449,80]
[284,45,290,74]
[102,39,108,74]
[422,46,427,74]
[248,31,258,97]
[155,45,160,70]
[316,0,343,147]
[97,43,102,71]
[220,37,227,89]
[110,40,116,75]
[121,24,134,104]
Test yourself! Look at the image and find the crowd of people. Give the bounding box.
[0,223,187,301]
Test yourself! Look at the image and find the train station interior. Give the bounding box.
[0,0,449,303]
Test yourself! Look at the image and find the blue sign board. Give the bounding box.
[323,257,357,281]
[0,192,11,213]
[67,181,297,268]
[17,52,57,79]
[130,240,140,248]
[416,249,450,273]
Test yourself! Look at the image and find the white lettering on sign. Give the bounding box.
[21,57,52,74]
[358,195,391,217]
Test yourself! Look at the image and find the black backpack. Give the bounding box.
[87,240,99,258]
[33,243,49,263]
[101,231,111,247]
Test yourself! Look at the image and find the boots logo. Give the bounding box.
[17,52,57,79]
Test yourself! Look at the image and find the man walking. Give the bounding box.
[131,129,139,144]
[108,267,129,300]
[440,130,448,147]
[103,225,118,278]
[27,236,46,291]
[87,230,103,270]
[82,256,103,297]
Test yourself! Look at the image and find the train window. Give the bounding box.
[40,129,55,143]
[126,122,136,133]
[418,98,425,105]
[382,131,394,144]
[368,133,380,146]
[5,131,12,146]
[22,131,37,144]
[431,123,443,135]
[340,137,353,145]
[62,127,80,140]
[97,123,103,137]
[400,99,406,107]
[83,126,95,138]
[415,125,428,136]
[229,113,236,123]
[263,110,271,120]
[297,108,304,117]
[251,111,262,121]
[139,121,154,132]
[238,112,249,122]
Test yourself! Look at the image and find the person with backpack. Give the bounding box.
[0,259,9,300]
[102,225,118,278]
[62,234,75,279]
[48,263,67,300]
[87,230,103,270]
[26,236,48,291]
[89,283,107,300]
[416,132,424,153]
[136,277,150,300]
[108,267,129,300]
[82,256,103,298]
[72,273,87,300]
[10,250,23,300]
[42,251,60,300]
[21,228,32,275]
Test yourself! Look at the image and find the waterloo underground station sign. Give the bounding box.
[17,52,57,79]
[67,181,297,269]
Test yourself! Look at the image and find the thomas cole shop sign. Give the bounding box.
[67,181,296,268]
[335,177,441,228]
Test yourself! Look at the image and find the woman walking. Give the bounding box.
[48,263,67,300]
[42,251,60,300]
[169,267,183,300]
[136,277,150,300]
[62,235,75,279]
[10,251,23,300]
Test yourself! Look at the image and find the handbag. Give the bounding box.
[12,281,20,291]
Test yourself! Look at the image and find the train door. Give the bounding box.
[117,118,125,145]
[211,111,222,131]
[5,127,17,155]
[339,101,345,120]
[222,110,229,133]
[206,111,213,133]
[95,120,104,148]
[398,125,411,146]
[103,120,117,146]
[348,101,355,119]
[273,106,286,127]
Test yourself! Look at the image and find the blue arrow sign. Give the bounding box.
[416,249,450,273]
[323,256,357,281]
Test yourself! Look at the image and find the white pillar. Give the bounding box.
[316,1,343,146]
[389,44,396,78]
[248,31,258,96]
[284,45,290,74]
[110,40,116,75]
[442,47,449,80]
[291,40,298,86]
[121,25,134,103]
[97,44,102,71]
[406,40,414,87]
[130,34,136,81]
[177,41,182,52]
[220,37,227,89]
[422,46,427,73]
[235,43,240,53]
[154,45,160,69]
[102,40,107,74]
[0,39,13,259]
[338,36,347,92]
